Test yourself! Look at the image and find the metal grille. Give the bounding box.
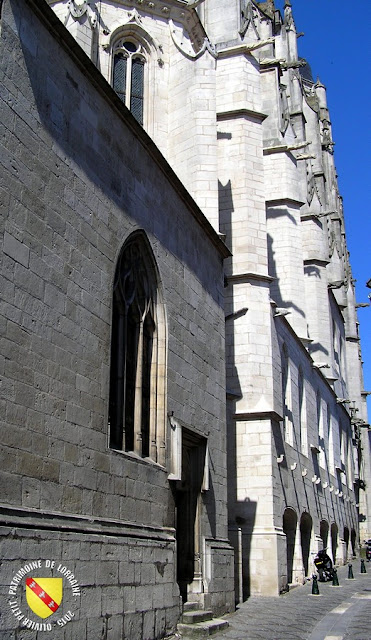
[113,54,127,104]
[130,58,144,125]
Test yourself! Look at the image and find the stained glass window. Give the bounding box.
[113,40,145,125]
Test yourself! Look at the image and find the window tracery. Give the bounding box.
[113,39,146,124]
[109,232,166,464]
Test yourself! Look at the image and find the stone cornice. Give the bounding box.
[303,258,330,267]
[266,197,305,209]
[217,108,268,123]
[233,411,284,423]
[226,272,274,285]
[0,504,175,541]
[301,213,324,222]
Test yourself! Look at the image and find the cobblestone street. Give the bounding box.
[210,564,371,640]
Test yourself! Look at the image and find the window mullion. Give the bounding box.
[117,313,126,448]
[134,316,144,455]
[126,55,132,111]
[150,329,158,461]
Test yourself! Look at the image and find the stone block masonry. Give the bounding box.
[0,526,179,639]
[0,0,234,636]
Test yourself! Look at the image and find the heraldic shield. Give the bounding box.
[26,577,63,618]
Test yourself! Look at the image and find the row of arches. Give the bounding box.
[283,508,356,584]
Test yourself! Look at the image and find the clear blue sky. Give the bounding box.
[276,0,371,412]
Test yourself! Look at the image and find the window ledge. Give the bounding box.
[109,446,167,472]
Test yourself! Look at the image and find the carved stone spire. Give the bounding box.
[284,0,294,31]
[256,1,275,19]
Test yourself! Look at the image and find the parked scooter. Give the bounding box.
[314,549,334,581]
[365,539,371,562]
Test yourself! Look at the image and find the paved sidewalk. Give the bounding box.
[211,564,371,640]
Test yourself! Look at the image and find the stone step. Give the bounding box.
[177,618,229,638]
[181,610,214,624]
[183,601,200,612]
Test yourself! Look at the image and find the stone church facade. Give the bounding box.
[1,0,370,637]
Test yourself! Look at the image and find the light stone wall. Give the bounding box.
[203,0,240,45]
[217,52,262,115]
[167,49,219,228]
[218,114,267,275]
[266,199,308,339]
[263,153,301,203]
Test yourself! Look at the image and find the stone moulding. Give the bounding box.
[266,197,305,208]
[303,258,331,267]
[217,108,268,123]
[226,272,274,285]
[232,410,284,423]
[0,505,175,542]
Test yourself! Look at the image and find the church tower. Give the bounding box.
[47,0,369,605]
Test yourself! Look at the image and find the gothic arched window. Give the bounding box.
[109,232,166,463]
[113,39,145,125]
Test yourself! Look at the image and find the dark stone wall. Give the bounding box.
[0,0,234,636]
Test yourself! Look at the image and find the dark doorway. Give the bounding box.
[283,508,297,584]
[175,429,206,602]
[331,523,338,564]
[320,520,329,550]
[351,528,357,557]
[300,512,313,576]
[344,526,350,559]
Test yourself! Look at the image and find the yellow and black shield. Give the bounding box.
[25,577,63,619]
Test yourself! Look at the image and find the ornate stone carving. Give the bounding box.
[321,119,334,153]
[170,19,216,59]
[283,0,294,32]
[307,166,315,205]
[68,0,97,29]
[279,84,290,135]
[240,0,260,39]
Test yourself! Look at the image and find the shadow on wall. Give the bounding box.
[218,179,234,257]
[229,499,257,603]
[267,234,306,319]
[226,383,258,602]
[218,178,256,602]
[267,233,282,308]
